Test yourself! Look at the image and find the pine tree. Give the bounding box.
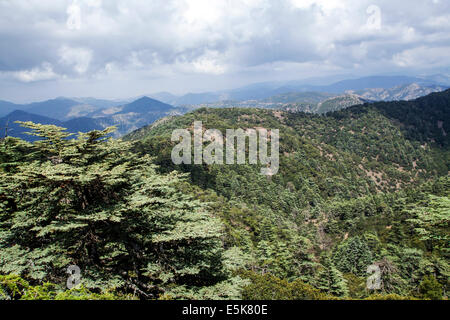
[407,195,450,253]
[316,256,348,297]
[418,275,443,300]
[333,236,373,276]
[0,122,239,298]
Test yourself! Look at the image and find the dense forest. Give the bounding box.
[0,90,449,300]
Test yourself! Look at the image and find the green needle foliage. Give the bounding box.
[315,256,349,297]
[122,91,449,299]
[407,195,450,253]
[333,236,373,276]
[0,122,240,299]
[1,90,449,300]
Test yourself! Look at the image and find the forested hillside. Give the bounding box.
[0,90,448,300]
[125,90,450,299]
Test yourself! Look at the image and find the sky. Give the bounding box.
[0,0,449,103]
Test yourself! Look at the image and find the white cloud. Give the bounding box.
[393,46,450,68]
[0,0,450,100]
[58,46,93,74]
[8,63,58,83]
[67,1,82,30]
[182,0,223,25]
[192,57,226,75]
[290,0,346,11]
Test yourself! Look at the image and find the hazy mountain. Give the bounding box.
[0,97,107,121]
[0,110,65,141]
[71,97,131,109]
[156,75,443,106]
[0,100,22,117]
[148,92,179,104]
[355,83,448,101]
[63,117,105,133]
[278,94,369,113]
[262,91,336,104]
[1,76,446,141]
[119,96,174,114]
[0,109,116,142]
[80,96,184,137]
[311,75,435,93]
[23,98,89,121]
[176,86,450,115]
[89,96,172,116]
[0,97,129,122]
[315,94,369,113]
[194,82,448,113]
[84,96,179,134]
[422,73,450,85]
[0,95,184,141]
[174,92,225,106]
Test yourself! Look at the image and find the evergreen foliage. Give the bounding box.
[0,122,242,299]
[1,90,449,300]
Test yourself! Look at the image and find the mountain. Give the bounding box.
[0,109,107,141]
[312,75,436,93]
[172,92,225,106]
[267,93,369,113]
[0,110,64,141]
[63,116,105,133]
[262,91,336,104]
[422,73,450,85]
[197,83,447,114]
[126,89,450,157]
[252,75,440,96]
[0,97,108,121]
[24,98,90,120]
[122,89,449,299]
[315,94,369,113]
[148,92,179,104]
[0,76,445,141]
[189,92,370,114]
[0,97,133,121]
[85,96,185,136]
[355,83,448,101]
[2,89,449,300]
[119,96,174,114]
[0,96,185,141]
[0,100,22,117]
[155,75,443,106]
[90,96,175,116]
[70,97,131,109]
[125,89,450,207]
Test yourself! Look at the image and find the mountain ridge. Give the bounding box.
[150,75,446,106]
[0,95,183,141]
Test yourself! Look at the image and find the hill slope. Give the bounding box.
[121,89,450,298]
[126,89,449,195]
[1,90,448,299]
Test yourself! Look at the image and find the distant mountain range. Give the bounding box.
[353,83,448,101]
[0,75,448,141]
[0,97,184,141]
[0,110,101,142]
[280,94,370,114]
[150,75,449,106]
[266,83,448,113]
[0,97,132,120]
[174,82,447,114]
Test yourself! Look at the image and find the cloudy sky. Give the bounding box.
[0,0,449,102]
